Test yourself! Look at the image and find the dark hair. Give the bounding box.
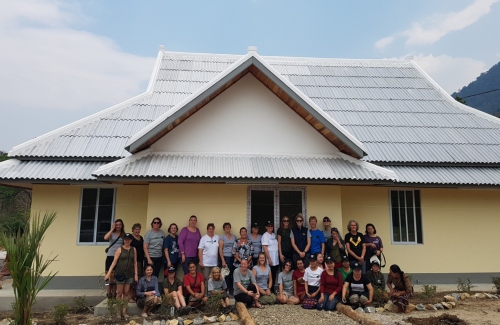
[189,215,197,221]
[132,223,141,231]
[281,216,290,228]
[207,223,215,230]
[151,217,162,228]
[114,219,125,238]
[240,227,247,234]
[168,223,178,233]
[257,252,267,266]
[365,223,377,235]
[284,259,293,267]
[223,222,231,229]
[390,264,405,281]
[188,260,197,268]
[144,263,154,271]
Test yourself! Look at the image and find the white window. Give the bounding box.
[247,186,306,232]
[390,189,423,244]
[78,188,116,244]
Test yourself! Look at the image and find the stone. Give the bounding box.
[434,303,444,310]
[217,315,226,322]
[364,307,376,313]
[376,307,385,313]
[229,312,239,321]
[485,293,495,299]
[224,317,232,322]
[416,303,426,311]
[407,304,416,312]
[452,293,461,301]
[441,302,451,309]
[183,321,193,325]
[474,293,486,299]
[153,321,161,325]
[0,320,13,325]
[170,321,178,325]
[448,302,456,308]
[460,293,470,300]
[203,316,217,323]
[384,301,400,312]
[444,295,456,302]
[425,304,437,311]
[193,318,204,325]
[355,307,365,313]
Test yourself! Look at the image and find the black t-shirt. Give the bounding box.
[345,273,370,295]
[344,232,364,261]
[277,227,293,253]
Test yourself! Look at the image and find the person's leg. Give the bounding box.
[115,283,125,317]
[270,265,279,294]
[122,283,131,317]
[234,293,253,308]
[325,295,340,311]
[176,291,187,307]
[288,295,300,305]
[170,292,181,309]
[224,256,234,294]
[152,257,162,278]
[348,294,360,305]
[316,297,325,310]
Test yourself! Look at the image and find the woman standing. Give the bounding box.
[136,264,162,318]
[317,256,343,311]
[325,228,345,269]
[183,260,207,308]
[104,219,125,298]
[178,215,201,274]
[277,216,293,268]
[233,227,254,269]
[143,218,165,278]
[387,264,413,313]
[219,222,237,296]
[253,252,276,305]
[129,223,144,302]
[249,223,262,267]
[364,223,384,265]
[261,221,279,294]
[345,220,366,273]
[104,233,138,319]
[233,258,263,309]
[198,223,220,281]
[163,223,179,272]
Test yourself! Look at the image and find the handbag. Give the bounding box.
[302,296,317,309]
[105,235,121,253]
[115,273,126,282]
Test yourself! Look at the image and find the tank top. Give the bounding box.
[253,265,270,290]
[250,234,262,258]
[115,246,135,278]
[221,234,237,257]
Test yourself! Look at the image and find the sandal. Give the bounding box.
[255,303,264,309]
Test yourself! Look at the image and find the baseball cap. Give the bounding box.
[124,233,133,240]
[252,222,259,228]
[309,253,317,261]
[353,262,362,270]
[325,256,334,264]
[341,256,349,262]
[266,221,274,227]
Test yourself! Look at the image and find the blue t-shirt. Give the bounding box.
[163,235,179,264]
[309,229,326,254]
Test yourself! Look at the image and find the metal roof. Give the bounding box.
[0,160,105,181]
[92,152,396,182]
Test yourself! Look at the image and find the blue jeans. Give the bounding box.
[317,294,340,311]
[223,256,234,293]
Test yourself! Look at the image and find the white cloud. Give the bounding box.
[0,0,155,113]
[411,54,487,93]
[374,36,394,50]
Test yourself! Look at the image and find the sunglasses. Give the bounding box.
[283,220,290,222]
[296,220,303,222]
[153,221,161,224]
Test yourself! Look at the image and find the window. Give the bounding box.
[78,188,116,244]
[247,186,306,233]
[390,190,423,244]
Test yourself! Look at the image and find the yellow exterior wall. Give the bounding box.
[31,185,148,276]
[341,186,500,274]
[307,185,343,229]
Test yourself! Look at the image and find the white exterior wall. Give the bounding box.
[151,74,340,155]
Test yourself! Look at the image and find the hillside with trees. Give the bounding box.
[452,62,500,116]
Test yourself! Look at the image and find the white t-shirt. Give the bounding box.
[198,234,220,267]
[261,232,279,266]
[303,266,323,287]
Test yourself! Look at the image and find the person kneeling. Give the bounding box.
[208,267,232,313]
[317,256,343,311]
[341,262,373,309]
[183,261,208,308]
[277,260,299,305]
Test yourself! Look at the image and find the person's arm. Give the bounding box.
[404,275,413,294]
[184,276,196,296]
[198,248,204,268]
[219,239,227,267]
[143,233,152,264]
[104,248,121,280]
[386,274,394,294]
[153,277,160,297]
[278,233,285,263]
[104,224,115,241]
[365,283,374,305]
[304,234,311,253]
[133,247,138,282]
[334,271,343,296]
[318,272,325,303]
[136,278,145,297]
[360,243,366,263]
[164,237,172,267]
[262,245,272,266]
[178,228,187,263]
[342,281,349,301]
[199,280,206,299]
[266,271,272,295]
[321,242,325,256]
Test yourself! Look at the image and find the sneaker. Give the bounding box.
[141,313,148,318]
[147,311,154,316]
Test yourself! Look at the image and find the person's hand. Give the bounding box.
[306,292,312,298]
[168,262,172,268]
[147,258,153,265]
[280,254,285,263]
[364,299,372,305]
[104,274,109,281]
[376,250,381,256]
[329,293,336,301]
[200,261,204,268]
[357,257,364,263]
[342,297,347,304]
[134,274,138,282]
[299,251,305,258]
[265,289,271,295]
[318,296,324,303]
[110,223,116,231]
[269,260,273,266]
[181,255,186,263]
[222,261,227,267]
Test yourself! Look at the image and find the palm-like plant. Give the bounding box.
[0,211,58,325]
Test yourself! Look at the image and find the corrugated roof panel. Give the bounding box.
[388,165,500,185]
[0,160,105,181]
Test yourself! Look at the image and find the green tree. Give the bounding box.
[454,96,467,105]
[0,211,58,325]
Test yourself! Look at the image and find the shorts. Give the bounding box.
[283,292,297,300]
[115,277,134,284]
[144,295,162,306]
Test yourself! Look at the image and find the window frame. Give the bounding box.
[77,187,117,245]
[389,189,423,245]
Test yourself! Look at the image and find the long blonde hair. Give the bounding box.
[209,267,222,281]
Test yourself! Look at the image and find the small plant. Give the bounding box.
[457,277,477,293]
[52,304,69,325]
[72,295,89,314]
[205,293,223,315]
[158,294,176,318]
[372,288,388,307]
[418,284,437,303]
[106,298,127,323]
[492,276,500,294]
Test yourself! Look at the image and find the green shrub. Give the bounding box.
[418,284,437,303]
[372,288,388,307]
[52,304,69,325]
[492,276,500,294]
[158,294,176,318]
[457,277,477,293]
[72,295,89,314]
[106,298,127,322]
[205,293,223,315]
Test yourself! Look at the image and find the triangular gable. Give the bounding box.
[126,49,367,159]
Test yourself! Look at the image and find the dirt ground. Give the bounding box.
[1,291,500,325]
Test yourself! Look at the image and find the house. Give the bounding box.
[1,46,499,288]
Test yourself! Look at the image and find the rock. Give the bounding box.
[441,302,451,309]
[444,295,456,302]
[407,304,416,312]
[452,293,461,301]
[178,318,184,325]
[130,321,137,325]
[376,307,385,313]
[416,303,426,311]
[170,321,178,325]
[355,307,365,313]
[153,321,161,325]
[364,307,376,313]
[193,318,204,325]
[474,293,486,299]
[224,317,232,322]
[485,293,495,299]
[384,301,400,312]
[448,302,456,308]
[217,315,225,322]
[229,312,239,321]
[460,293,471,300]
[425,304,437,311]
[183,320,193,325]
[434,303,444,310]
[203,316,217,323]
[0,320,13,325]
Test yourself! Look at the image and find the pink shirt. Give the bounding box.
[178,227,201,258]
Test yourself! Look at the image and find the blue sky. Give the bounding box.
[1,0,499,151]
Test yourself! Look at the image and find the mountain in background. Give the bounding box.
[452,62,500,116]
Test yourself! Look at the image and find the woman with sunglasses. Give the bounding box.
[143,217,165,278]
[291,213,311,268]
[277,259,299,305]
[277,216,293,268]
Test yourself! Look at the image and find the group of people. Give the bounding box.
[103,214,413,319]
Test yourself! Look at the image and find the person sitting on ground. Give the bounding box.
[253,252,276,305]
[341,262,373,308]
[317,256,343,311]
[233,258,263,309]
[208,267,232,313]
[183,260,208,308]
[162,266,189,315]
[387,264,413,314]
[366,259,385,292]
[136,264,162,318]
[303,254,323,306]
[292,258,306,303]
[339,256,352,281]
[277,259,300,305]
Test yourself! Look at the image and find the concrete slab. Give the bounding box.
[94,299,142,316]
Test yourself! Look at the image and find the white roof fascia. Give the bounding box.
[125,52,257,151]
[9,49,166,157]
[250,53,367,157]
[409,60,500,126]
